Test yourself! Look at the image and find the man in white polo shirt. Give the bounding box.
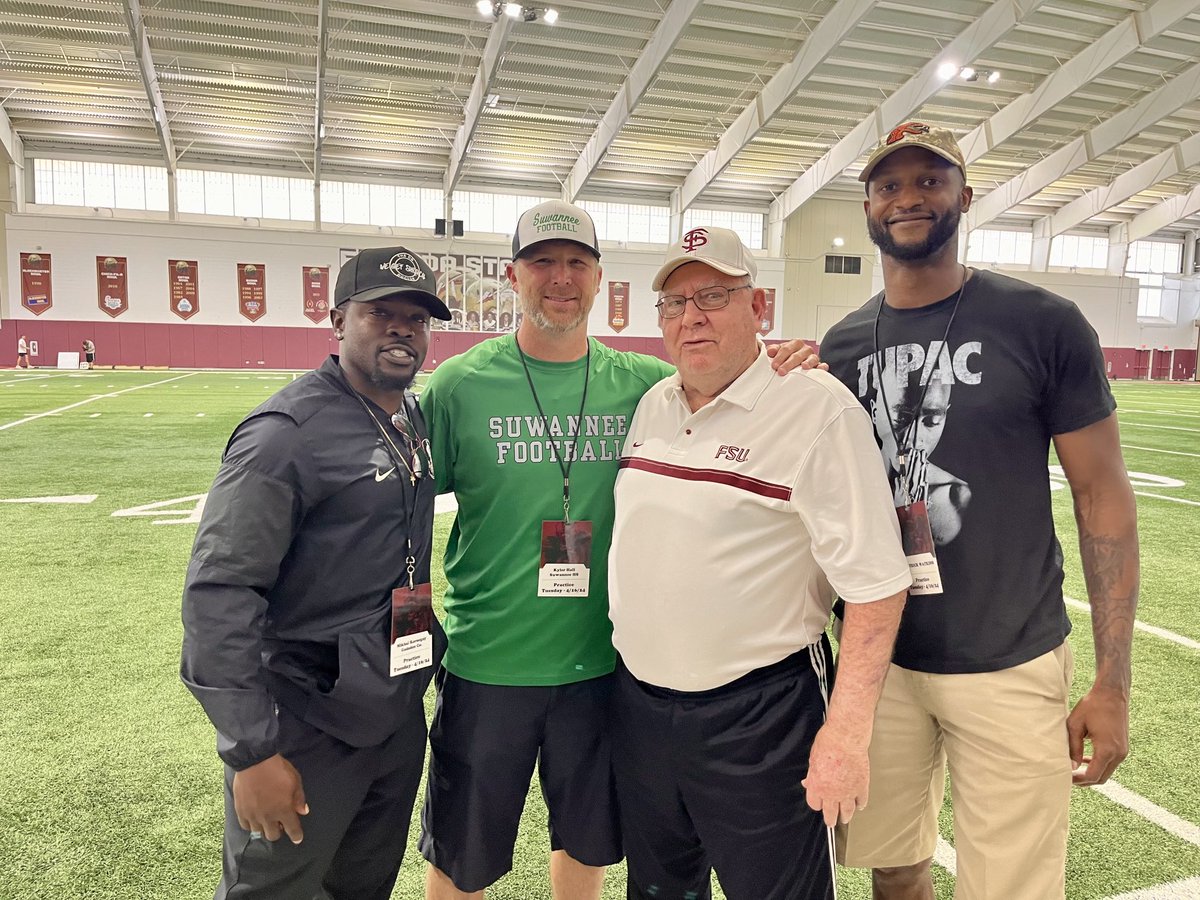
[608,226,912,900]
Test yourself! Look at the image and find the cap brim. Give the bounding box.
[651,256,750,292]
[336,286,453,320]
[858,144,964,182]
[514,238,601,261]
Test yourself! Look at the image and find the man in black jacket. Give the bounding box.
[182,246,451,900]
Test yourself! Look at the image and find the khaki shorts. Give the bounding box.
[836,643,1074,900]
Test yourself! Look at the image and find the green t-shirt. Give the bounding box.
[421,335,674,686]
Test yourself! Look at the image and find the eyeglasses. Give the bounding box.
[655,284,752,319]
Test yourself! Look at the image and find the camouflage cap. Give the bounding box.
[859,121,966,183]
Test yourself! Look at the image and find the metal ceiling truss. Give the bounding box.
[767,0,1050,255]
[563,0,704,204]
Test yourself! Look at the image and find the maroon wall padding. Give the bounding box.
[1102,347,1139,380]
[1172,349,1197,381]
[2,319,1190,379]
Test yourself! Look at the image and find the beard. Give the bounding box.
[868,205,962,262]
[519,293,591,335]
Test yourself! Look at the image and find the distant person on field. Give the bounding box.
[82,339,96,369]
[17,334,29,368]
[181,245,451,900]
[819,121,1140,900]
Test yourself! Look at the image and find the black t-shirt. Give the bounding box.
[820,268,1116,674]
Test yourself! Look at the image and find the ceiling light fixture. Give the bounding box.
[955,66,1001,84]
[937,61,958,80]
[478,2,559,24]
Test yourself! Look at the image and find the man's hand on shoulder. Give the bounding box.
[232,753,310,843]
[1067,683,1130,786]
[767,340,827,375]
[802,720,870,827]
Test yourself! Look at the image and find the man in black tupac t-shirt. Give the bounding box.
[820,122,1139,900]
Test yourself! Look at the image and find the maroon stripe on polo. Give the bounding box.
[619,457,792,502]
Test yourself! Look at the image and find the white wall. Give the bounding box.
[782,196,1199,350]
[3,212,787,339]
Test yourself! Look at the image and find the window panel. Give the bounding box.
[369,184,395,226]
[34,159,55,203]
[52,159,84,205]
[343,182,370,224]
[234,174,263,218]
[177,169,205,213]
[321,181,344,224]
[113,165,146,210]
[83,162,115,208]
[289,178,314,221]
[261,176,291,219]
[204,171,234,216]
[144,167,169,211]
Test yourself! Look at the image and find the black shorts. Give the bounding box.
[85,352,95,363]
[612,639,836,900]
[418,669,622,892]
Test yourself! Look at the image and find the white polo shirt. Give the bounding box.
[609,344,912,691]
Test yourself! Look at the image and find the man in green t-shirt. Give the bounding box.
[419,200,813,899]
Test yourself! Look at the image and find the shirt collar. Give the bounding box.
[661,338,773,412]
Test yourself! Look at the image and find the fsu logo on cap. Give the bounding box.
[886,122,930,146]
[682,228,709,253]
[382,252,424,282]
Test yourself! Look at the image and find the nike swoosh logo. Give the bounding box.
[375,468,395,482]
[632,441,644,448]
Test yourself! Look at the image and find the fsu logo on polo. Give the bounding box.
[381,252,424,283]
[682,228,708,253]
[886,122,929,146]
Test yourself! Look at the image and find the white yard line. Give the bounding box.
[933,836,957,876]
[0,373,196,431]
[1122,444,1200,459]
[1064,597,1199,651]
[1105,876,1200,898]
[1093,782,1200,848]
[1121,408,1200,419]
[1134,490,1200,508]
[0,372,72,384]
[1122,422,1200,434]
[0,495,98,504]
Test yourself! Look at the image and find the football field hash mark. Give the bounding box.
[0,373,196,431]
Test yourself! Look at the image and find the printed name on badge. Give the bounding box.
[896,501,943,596]
[391,583,434,674]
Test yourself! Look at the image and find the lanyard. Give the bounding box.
[354,391,423,588]
[871,265,968,503]
[515,336,591,523]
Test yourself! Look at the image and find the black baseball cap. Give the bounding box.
[334,247,452,320]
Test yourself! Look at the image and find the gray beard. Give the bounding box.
[520,296,588,335]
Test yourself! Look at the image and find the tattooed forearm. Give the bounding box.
[1076,518,1139,695]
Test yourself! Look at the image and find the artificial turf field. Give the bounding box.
[0,367,1197,900]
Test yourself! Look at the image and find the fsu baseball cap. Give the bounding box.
[334,247,451,320]
[652,226,758,292]
[859,121,966,183]
[512,199,601,260]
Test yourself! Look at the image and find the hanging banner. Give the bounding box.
[20,252,53,315]
[758,287,777,335]
[97,256,129,318]
[303,266,331,324]
[169,259,200,320]
[238,263,267,321]
[608,281,629,333]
